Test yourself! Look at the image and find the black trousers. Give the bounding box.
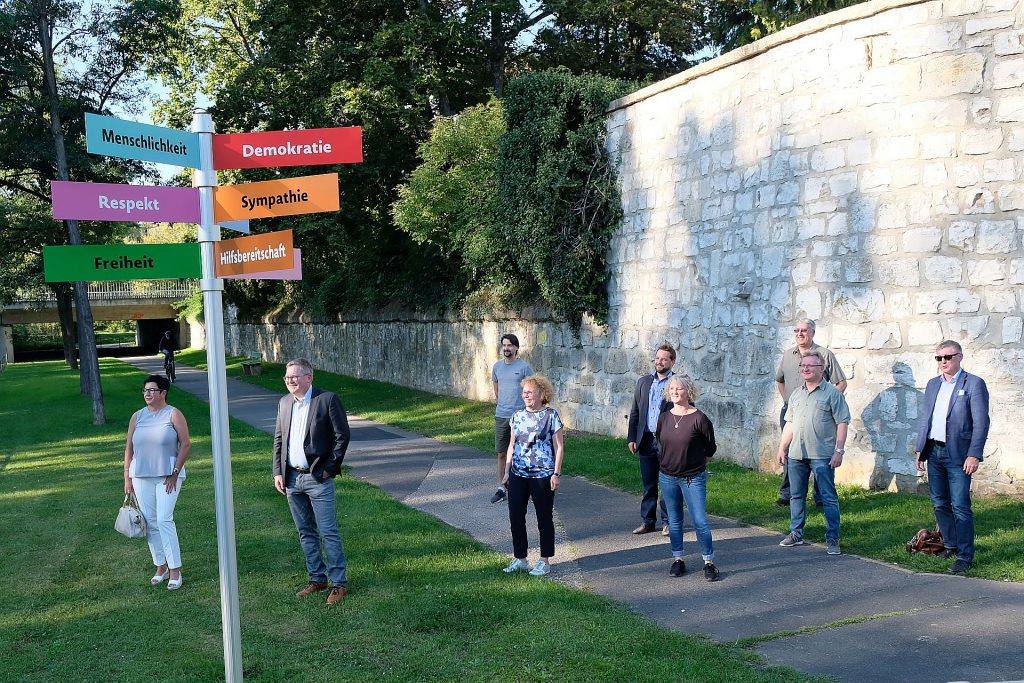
[638,432,668,525]
[508,472,556,559]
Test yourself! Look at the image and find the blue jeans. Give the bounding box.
[286,470,347,586]
[788,458,840,543]
[779,406,822,505]
[659,470,714,561]
[927,443,974,562]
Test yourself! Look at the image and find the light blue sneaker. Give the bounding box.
[529,560,550,576]
[503,558,531,573]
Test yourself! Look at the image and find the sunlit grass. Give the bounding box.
[0,360,819,682]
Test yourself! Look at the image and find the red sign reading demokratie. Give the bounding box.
[212,126,362,170]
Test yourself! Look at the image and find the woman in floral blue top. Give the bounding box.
[501,374,564,576]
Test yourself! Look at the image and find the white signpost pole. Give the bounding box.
[192,109,244,682]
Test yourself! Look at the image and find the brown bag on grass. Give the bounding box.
[905,526,945,554]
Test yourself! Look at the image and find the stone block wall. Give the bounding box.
[225,0,1023,495]
[602,0,1023,494]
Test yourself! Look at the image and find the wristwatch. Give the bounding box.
[171,467,181,476]
[834,448,845,454]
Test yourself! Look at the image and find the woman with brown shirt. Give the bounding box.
[655,375,719,581]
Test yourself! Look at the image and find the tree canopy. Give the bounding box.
[2,0,869,328]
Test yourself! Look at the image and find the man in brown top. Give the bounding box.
[775,318,847,507]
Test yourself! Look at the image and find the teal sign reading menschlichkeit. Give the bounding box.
[85,113,201,168]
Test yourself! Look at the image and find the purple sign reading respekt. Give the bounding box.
[51,180,201,223]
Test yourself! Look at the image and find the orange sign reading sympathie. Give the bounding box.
[213,173,339,222]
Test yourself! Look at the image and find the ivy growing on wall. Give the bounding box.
[497,69,634,329]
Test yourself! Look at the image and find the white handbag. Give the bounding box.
[114,493,148,539]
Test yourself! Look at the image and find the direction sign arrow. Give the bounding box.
[222,248,302,280]
[86,113,201,168]
[212,127,362,170]
[43,243,201,282]
[214,229,295,277]
[213,173,339,222]
[51,181,201,223]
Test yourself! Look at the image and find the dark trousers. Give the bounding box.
[508,472,556,559]
[926,443,975,563]
[779,405,822,505]
[638,432,668,526]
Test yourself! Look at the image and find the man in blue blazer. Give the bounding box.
[914,340,990,574]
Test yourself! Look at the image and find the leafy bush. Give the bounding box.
[392,99,518,298]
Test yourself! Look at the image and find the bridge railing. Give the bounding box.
[12,280,197,304]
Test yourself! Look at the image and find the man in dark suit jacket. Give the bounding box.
[914,340,990,574]
[273,358,351,603]
[626,344,675,535]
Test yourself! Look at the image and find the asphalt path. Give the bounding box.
[126,357,1024,683]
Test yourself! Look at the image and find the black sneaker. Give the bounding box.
[703,562,719,582]
[669,559,686,577]
[947,559,973,574]
[490,488,507,504]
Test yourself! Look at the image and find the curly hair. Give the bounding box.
[522,374,555,405]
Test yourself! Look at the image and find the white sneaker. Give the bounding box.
[529,560,550,576]
[503,558,531,573]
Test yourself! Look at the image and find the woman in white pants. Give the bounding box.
[124,374,191,590]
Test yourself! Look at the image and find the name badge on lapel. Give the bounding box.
[957,389,966,396]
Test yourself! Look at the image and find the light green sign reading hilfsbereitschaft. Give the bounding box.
[44,243,201,282]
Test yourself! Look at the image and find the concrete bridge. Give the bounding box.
[1,280,201,360]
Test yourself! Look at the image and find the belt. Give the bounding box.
[290,466,311,474]
[928,439,946,448]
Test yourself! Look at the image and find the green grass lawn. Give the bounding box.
[176,349,1024,583]
[0,360,821,682]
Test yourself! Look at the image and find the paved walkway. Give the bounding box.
[129,357,1024,683]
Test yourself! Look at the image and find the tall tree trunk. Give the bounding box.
[487,9,506,96]
[36,5,105,424]
[53,282,78,370]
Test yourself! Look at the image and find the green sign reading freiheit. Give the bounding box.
[43,243,201,282]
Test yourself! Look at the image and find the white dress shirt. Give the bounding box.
[288,386,313,469]
[929,370,962,443]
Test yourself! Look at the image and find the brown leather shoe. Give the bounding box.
[632,523,655,534]
[296,582,328,598]
[326,586,348,604]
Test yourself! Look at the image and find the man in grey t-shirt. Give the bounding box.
[490,333,534,503]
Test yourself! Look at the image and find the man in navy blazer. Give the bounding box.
[914,340,990,574]
[627,344,675,534]
[273,358,351,603]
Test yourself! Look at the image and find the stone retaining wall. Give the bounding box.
[226,0,1023,495]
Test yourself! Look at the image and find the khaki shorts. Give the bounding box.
[495,417,512,455]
